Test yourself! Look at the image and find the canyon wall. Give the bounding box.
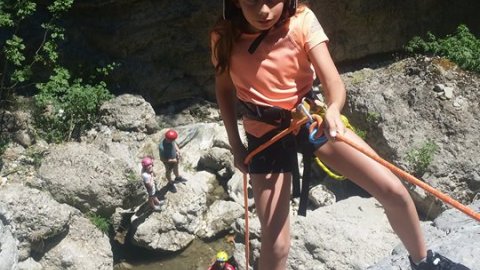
[64,0,479,108]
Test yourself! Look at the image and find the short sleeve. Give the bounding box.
[301,9,329,52]
[142,172,151,183]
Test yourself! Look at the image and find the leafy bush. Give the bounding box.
[1,0,73,101]
[405,25,480,73]
[87,212,111,234]
[34,67,113,142]
[1,1,114,142]
[406,140,438,176]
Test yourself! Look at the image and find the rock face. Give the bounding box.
[37,215,113,270]
[343,57,480,218]
[0,219,18,270]
[368,200,480,270]
[289,197,399,270]
[99,94,159,134]
[63,0,480,106]
[0,184,113,269]
[37,142,145,216]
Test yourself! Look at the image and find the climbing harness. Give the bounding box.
[240,95,332,214]
[240,99,480,269]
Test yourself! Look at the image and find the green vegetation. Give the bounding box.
[34,67,113,142]
[0,134,9,156]
[87,212,111,234]
[353,128,366,140]
[1,0,73,102]
[126,169,138,183]
[25,148,46,168]
[406,140,438,176]
[405,25,480,73]
[1,1,114,143]
[366,111,381,124]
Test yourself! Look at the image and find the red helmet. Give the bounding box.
[141,157,153,168]
[165,129,178,140]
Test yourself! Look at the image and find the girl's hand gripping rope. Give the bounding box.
[296,102,328,145]
[323,105,347,139]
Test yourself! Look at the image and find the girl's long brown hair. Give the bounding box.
[210,4,245,75]
[211,0,307,75]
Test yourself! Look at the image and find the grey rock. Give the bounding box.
[37,142,144,216]
[0,219,18,270]
[196,200,243,239]
[100,94,159,133]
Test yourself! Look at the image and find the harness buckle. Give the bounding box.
[296,101,313,122]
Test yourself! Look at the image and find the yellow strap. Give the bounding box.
[313,114,354,181]
[314,157,346,180]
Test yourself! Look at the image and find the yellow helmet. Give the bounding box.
[216,251,228,262]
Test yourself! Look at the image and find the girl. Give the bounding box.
[210,1,470,270]
[141,157,163,211]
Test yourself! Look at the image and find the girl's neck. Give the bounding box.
[240,23,262,34]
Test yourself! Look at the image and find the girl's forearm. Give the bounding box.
[323,78,346,111]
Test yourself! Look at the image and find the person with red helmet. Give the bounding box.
[140,156,163,211]
[159,129,186,192]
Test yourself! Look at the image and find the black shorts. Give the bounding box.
[246,125,326,174]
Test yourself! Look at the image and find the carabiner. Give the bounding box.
[309,128,328,145]
[297,102,327,145]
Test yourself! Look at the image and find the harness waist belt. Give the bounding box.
[240,101,291,128]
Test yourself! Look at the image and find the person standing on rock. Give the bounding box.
[140,157,162,211]
[210,1,470,270]
[159,129,186,193]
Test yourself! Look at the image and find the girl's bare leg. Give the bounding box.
[315,130,427,262]
[251,172,292,270]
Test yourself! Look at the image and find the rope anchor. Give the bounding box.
[296,100,328,146]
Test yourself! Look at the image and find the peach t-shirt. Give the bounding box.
[212,8,329,137]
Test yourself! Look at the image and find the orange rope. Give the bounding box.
[242,173,250,268]
[244,118,308,165]
[335,133,480,222]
